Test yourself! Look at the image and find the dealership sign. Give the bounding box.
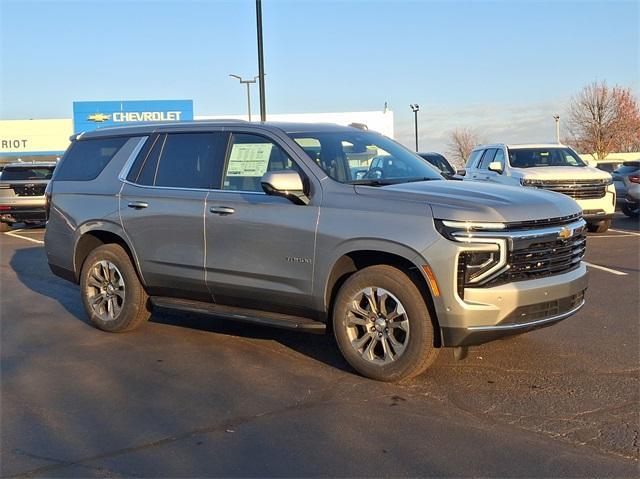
[0,119,73,156]
[73,100,193,133]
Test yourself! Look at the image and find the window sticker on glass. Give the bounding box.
[226,143,273,177]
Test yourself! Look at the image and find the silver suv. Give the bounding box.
[0,161,56,231]
[45,122,588,381]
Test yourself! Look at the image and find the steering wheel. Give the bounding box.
[364,166,385,179]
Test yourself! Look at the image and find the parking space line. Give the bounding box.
[584,261,628,276]
[4,231,45,244]
[588,234,635,238]
[609,229,640,237]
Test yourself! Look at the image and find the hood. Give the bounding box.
[510,166,611,181]
[354,180,581,223]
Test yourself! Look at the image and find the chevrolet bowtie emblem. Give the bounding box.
[87,113,111,122]
[558,227,572,239]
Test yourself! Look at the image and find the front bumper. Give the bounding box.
[440,264,588,346]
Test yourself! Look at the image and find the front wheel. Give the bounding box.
[80,244,151,332]
[332,265,439,382]
[621,203,639,218]
[586,219,611,233]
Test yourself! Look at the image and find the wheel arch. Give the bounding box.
[322,246,442,347]
[73,221,144,285]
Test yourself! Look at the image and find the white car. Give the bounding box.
[463,143,615,232]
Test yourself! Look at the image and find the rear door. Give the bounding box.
[120,131,226,300]
[464,149,484,180]
[473,148,497,181]
[204,130,320,316]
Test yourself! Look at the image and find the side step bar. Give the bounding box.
[150,297,327,334]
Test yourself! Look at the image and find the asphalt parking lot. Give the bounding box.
[1,214,638,477]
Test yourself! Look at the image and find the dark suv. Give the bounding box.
[45,121,588,381]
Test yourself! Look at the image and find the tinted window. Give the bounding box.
[508,147,586,168]
[222,133,299,192]
[1,166,55,181]
[420,154,454,174]
[479,149,497,169]
[55,137,126,181]
[134,133,225,189]
[136,135,164,186]
[615,164,640,175]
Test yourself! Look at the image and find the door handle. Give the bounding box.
[209,206,235,216]
[127,201,149,209]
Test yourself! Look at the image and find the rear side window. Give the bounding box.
[133,133,225,189]
[55,137,127,181]
[1,166,54,181]
[466,150,483,168]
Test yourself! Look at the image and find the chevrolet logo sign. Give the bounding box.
[558,227,572,239]
[87,113,111,122]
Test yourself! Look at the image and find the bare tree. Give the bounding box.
[447,127,485,168]
[565,81,640,159]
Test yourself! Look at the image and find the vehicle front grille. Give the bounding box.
[501,290,585,325]
[486,225,587,286]
[530,179,607,199]
[11,184,46,196]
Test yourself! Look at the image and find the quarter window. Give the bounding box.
[222,134,298,192]
[56,137,127,181]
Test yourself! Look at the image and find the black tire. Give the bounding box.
[621,203,639,218]
[332,265,439,382]
[80,243,151,332]
[586,219,611,233]
[0,222,10,232]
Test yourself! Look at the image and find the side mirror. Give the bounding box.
[488,161,503,174]
[457,169,466,176]
[261,170,309,205]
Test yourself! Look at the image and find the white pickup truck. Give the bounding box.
[463,143,615,232]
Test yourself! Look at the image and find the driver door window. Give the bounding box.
[479,148,497,169]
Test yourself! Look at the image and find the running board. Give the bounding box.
[150,297,326,334]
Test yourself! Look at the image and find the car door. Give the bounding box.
[484,148,508,184]
[120,131,226,301]
[473,148,497,181]
[204,130,321,316]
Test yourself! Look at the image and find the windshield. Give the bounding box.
[287,130,442,184]
[1,166,54,181]
[419,153,455,174]
[508,147,586,168]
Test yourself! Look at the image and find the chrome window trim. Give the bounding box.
[117,136,149,182]
[467,299,585,331]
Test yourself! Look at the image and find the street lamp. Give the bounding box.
[552,115,560,143]
[256,0,266,121]
[229,74,259,121]
[410,104,420,151]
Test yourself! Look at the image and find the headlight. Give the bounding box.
[435,219,509,298]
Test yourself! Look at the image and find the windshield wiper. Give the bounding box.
[349,177,439,186]
[348,179,400,186]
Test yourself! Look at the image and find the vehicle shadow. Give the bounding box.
[150,307,353,374]
[8,246,353,375]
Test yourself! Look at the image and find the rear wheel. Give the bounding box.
[80,244,151,332]
[621,203,639,218]
[332,265,439,382]
[587,219,611,233]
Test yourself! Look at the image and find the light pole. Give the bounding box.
[230,74,259,121]
[553,115,560,143]
[410,104,420,151]
[256,0,266,121]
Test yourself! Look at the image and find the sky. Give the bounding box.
[1,0,638,152]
